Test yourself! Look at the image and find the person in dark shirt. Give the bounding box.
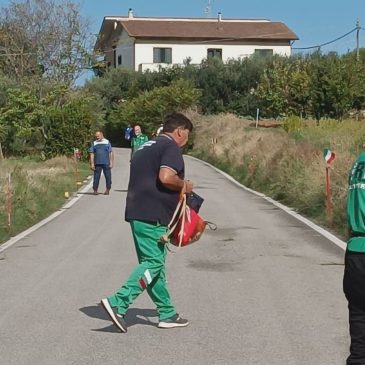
[101,112,193,333]
[344,152,365,364]
[89,131,113,195]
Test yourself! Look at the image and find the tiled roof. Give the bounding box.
[120,20,298,40]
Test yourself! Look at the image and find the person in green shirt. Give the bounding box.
[131,125,148,156]
[344,151,365,364]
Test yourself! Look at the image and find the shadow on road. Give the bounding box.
[79,304,158,332]
[77,189,128,195]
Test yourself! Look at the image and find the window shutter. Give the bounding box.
[153,48,160,63]
[166,48,172,63]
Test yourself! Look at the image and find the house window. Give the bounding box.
[118,55,122,66]
[112,46,117,67]
[254,49,273,58]
[207,48,222,59]
[153,48,172,63]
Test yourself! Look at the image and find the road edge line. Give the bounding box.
[186,155,347,251]
[0,178,93,254]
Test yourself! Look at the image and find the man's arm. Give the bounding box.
[159,167,193,193]
[90,153,95,170]
[109,151,114,168]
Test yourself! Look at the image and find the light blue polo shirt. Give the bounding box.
[89,139,112,165]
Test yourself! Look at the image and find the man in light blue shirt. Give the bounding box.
[89,131,113,195]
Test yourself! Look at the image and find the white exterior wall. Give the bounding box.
[134,41,291,71]
[115,30,134,68]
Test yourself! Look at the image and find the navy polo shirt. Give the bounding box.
[125,135,185,226]
[89,139,112,165]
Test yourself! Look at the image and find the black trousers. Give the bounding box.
[343,251,365,365]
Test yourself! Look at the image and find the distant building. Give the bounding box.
[95,9,298,72]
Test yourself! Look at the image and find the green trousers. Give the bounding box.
[108,220,177,320]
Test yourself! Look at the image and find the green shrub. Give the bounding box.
[283,116,304,133]
[110,79,201,136]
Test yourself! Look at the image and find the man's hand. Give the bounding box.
[109,163,113,169]
[185,180,193,194]
[90,153,95,171]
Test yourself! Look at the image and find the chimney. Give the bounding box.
[128,8,134,18]
[218,12,222,22]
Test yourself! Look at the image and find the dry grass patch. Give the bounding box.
[0,157,90,244]
[190,113,365,238]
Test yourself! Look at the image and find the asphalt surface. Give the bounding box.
[0,148,349,365]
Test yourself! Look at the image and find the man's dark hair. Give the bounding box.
[162,112,193,133]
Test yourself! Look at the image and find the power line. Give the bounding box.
[2,27,361,57]
[292,27,358,50]
[100,31,300,54]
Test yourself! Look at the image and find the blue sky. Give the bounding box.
[76,0,365,54]
[78,0,365,83]
[1,0,364,83]
[1,0,364,53]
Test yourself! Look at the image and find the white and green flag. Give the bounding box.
[323,148,336,164]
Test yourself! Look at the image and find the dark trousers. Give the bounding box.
[343,251,365,364]
[93,164,111,191]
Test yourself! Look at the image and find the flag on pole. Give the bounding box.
[323,148,336,164]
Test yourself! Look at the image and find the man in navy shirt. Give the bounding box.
[89,131,113,195]
[101,112,194,332]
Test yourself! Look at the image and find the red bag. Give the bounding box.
[172,204,207,246]
[159,190,216,248]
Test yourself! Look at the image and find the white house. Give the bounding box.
[95,9,298,72]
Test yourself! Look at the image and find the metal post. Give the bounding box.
[5,173,13,234]
[356,19,361,62]
[74,148,81,189]
[325,166,333,226]
[255,108,260,128]
[211,137,217,155]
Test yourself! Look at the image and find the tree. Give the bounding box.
[194,56,266,116]
[0,122,8,159]
[0,0,93,85]
[255,56,311,118]
[308,53,354,120]
[110,79,201,136]
[195,57,229,114]
[0,88,45,155]
[42,91,105,158]
[255,58,291,118]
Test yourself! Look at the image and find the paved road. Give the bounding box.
[0,148,348,365]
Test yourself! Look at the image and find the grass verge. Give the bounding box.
[0,156,90,244]
[189,112,365,240]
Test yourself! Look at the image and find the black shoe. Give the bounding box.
[158,314,189,329]
[100,298,127,333]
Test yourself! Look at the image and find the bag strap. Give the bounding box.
[167,194,186,247]
[206,221,217,231]
[176,197,187,248]
[159,181,188,248]
[179,180,187,199]
[167,194,185,230]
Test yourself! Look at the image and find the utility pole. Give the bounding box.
[204,0,212,18]
[356,19,361,62]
